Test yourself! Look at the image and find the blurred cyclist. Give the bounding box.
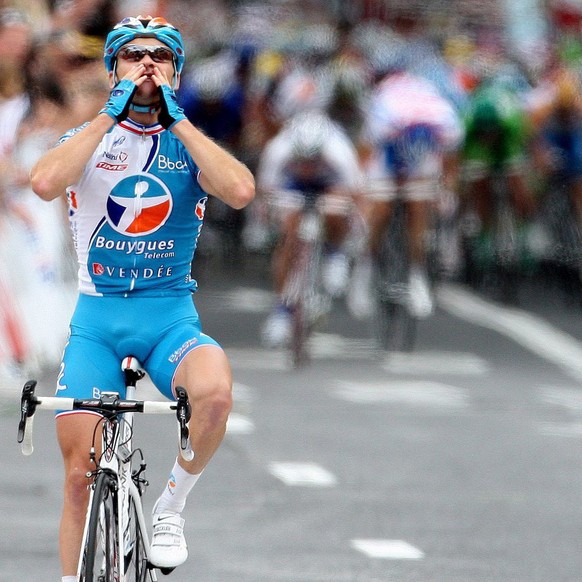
[460,74,535,259]
[257,108,363,347]
[349,54,463,320]
[532,68,582,226]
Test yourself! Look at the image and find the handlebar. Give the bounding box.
[17,380,194,461]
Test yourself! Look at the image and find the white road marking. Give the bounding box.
[268,462,338,487]
[333,380,469,409]
[537,386,582,438]
[438,283,582,381]
[539,385,582,412]
[381,351,489,375]
[538,422,582,438]
[351,539,424,560]
[226,413,255,434]
[221,287,274,313]
[309,333,377,359]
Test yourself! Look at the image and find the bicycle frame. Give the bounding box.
[76,384,150,581]
[282,195,329,367]
[17,357,193,581]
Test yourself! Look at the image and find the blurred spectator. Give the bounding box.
[0,7,33,381]
[8,71,76,370]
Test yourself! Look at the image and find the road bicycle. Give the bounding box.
[373,197,417,352]
[460,173,520,304]
[282,192,332,367]
[17,356,194,581]
[534,173,582,304]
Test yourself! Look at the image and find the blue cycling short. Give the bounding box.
[55,293,221,412]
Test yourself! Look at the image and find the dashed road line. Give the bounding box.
[226,412,255,434]
[268,462,338,487]
[351,539,425,560]
[332,380,470,409]
[381,351,489,375]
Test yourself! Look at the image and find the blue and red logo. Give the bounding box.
[106,174,172,236]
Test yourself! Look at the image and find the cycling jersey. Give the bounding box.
[61,117,208,297]
[365,72,463,149]
[363,72,462,198]
[55,117,221,407]
[257,117,363,196]
[462,83,529,175]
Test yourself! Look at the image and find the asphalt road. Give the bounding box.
[3,253,582,581]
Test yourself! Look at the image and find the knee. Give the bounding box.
[64,462,92,513]
[195,379,232,433]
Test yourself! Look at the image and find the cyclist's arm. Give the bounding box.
[30,114,114,201]
[171,120,255,210]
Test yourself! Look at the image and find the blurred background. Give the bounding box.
[2,0,582,380]
[6,2,582,582]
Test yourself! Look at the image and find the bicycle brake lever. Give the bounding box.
[17,380,38,444]
[18,380,39,456]
[174,387,194,460]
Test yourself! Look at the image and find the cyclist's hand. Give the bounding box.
[152,66,187,130]
[99,64,149,123]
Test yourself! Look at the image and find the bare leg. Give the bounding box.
[172,345,233,475]
[57,413,102,577]
[406,199,431,266]
[271,212,301,296]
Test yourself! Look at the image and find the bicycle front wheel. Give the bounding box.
[124,495,151,581]
[376,298,416,353]
[80,472,120,582]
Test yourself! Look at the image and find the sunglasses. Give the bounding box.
[117,44,175,64]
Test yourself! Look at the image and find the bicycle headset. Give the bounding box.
[103,15,185,87]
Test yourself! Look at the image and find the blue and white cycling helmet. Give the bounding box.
[104,16,185,75]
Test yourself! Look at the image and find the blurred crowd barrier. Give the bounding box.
[1,0,581,383]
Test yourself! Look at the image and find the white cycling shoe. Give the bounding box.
[149,511,188,569]
[407,267,434,319]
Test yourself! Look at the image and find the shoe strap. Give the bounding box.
[153,513,184,534]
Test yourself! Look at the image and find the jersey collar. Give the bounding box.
[119,117,164,136]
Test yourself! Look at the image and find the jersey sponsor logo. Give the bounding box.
[106,174,172,237]
[168,338,198,363]
[195,196,207,220]
[103,150,128,162]
[93,263,105,275]
[97,161,128,171]
[91,262,173,279]
[68,190,78,216]
[157,154,188,172]
[94,236,175,258]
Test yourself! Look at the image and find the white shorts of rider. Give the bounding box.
[268,189,352,218]
[462,157,526,183]
[366,176,440,203]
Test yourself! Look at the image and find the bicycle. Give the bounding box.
[460,172,523,304]
[282,192,331,367]
[17,356,194,581]
[373,197,417,353]
[534,173,582,304]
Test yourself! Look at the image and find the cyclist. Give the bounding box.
[532,68,582,224]
[257,108,364,347]
[459,76,535,269]
[29,15,255,581]
[349,60,463,320]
